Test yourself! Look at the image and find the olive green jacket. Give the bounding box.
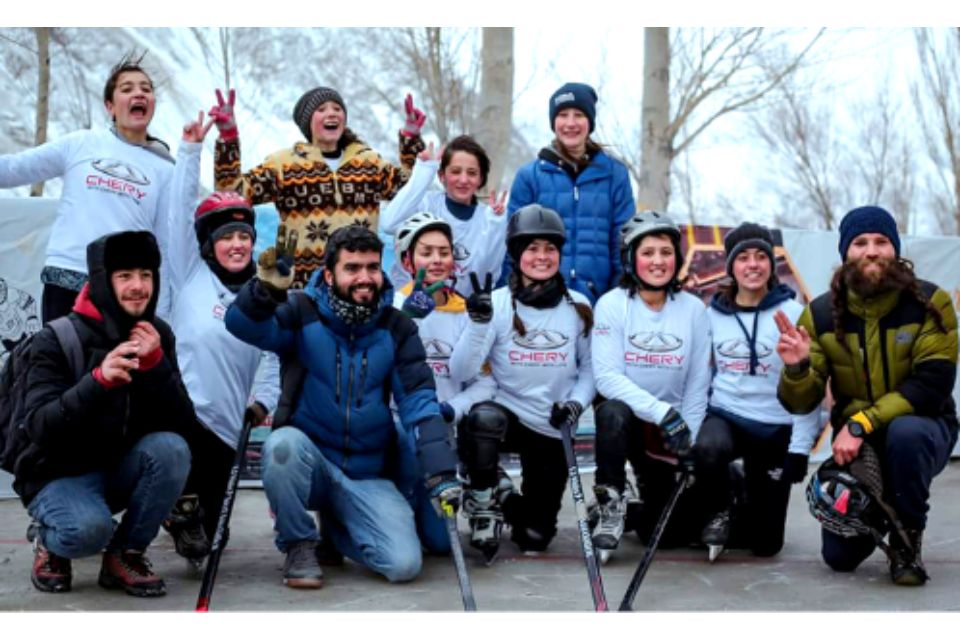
[778,281,958,434]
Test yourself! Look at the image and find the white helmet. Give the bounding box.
[394,211,453,256]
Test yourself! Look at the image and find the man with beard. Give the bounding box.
[11,231,195,596]
[775,206,958,586]
[225,225,460,590]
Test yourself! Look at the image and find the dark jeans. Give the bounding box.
[41,283,81,323]
[459,401,568,549]
[594,399,702,547]
[27,432,191,558]
[182,423,237,540]
[695,411,792,557]
[821,414,956,572]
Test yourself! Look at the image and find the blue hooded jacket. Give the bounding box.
[225,270,456,481]
[504,146,635,304]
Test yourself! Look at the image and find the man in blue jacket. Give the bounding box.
[225,225,460,589]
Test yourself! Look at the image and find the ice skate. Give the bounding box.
[701,509,731,563]
[591,485,627,563]
[162,495,211,562]
[463,487,502,565]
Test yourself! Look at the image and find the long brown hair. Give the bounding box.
[830,257,946,351]
[511,292,593,339]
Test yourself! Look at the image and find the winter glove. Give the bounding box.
[209,88,238,141]
[466,272,494,324]
[658,407,693,465]
[426,473,462,516]
[400,93,426,138]
[401,268,446,319]
[257,224,298,302]
[549,400,584,429]
[244,402,269,427]
[782,452,809,484]
[439,401,456,424]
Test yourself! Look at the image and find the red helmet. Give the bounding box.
[194,191,256,252]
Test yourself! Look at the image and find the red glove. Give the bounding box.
[400,93,426,137]
[209,88,239,141]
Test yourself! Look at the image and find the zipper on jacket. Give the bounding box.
[333,176,343,206]
[858,321,875,403]
[344,359,355,454]
[357,350,368,408]
[574,186,580,201]
[335,350,342,403]
[878,324,892,394]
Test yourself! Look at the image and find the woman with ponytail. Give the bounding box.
[589,210,711,562]
[455,204,594,563]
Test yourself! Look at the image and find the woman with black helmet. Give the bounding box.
[589,210,711,562]
[157,114,279,567]
[456,204,595,563]
[696,222,821,561]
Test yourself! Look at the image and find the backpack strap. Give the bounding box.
[47,317,83,380]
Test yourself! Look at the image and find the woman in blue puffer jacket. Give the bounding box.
[504,82,636,305]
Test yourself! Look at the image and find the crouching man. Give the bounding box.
[225,225,459,589]
[11,231,196,596]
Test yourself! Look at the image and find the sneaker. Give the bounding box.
[162,495,210,560]
[592,485,627,550]
[283,540,324,589]
[701,509,731,548]
[98,549,166,597]
[463,488,503,562]
[889,529,928,586]
[31,538,72,593]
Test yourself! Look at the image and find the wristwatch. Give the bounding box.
[846,420,865,438]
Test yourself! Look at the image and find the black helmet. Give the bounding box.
[806,455,883,539]
[506,204,565,262]
[619,210,683,290]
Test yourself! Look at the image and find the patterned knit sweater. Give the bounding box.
[215,133,424,288]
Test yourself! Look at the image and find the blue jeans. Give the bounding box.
[262,427,423,582]
[27,432,190,559]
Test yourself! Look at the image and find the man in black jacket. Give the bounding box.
[12,231,196,597]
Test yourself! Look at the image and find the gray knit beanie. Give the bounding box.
[292,86,347,141]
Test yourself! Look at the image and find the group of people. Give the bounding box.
[1,53,956,603]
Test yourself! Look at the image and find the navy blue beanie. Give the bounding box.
[838,206,900,259]
[549,82,598,133]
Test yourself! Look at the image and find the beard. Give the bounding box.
[332,277,381,309]
[841,256,915,298]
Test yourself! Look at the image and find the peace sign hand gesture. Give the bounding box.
[181,110,214,143]
[487,190,508,215]
[209,88,238,141]
[774,309,812,367]
[257,224,299,300]
[401,93,426,138]
[401,268,446,319]
[466,272,494,324]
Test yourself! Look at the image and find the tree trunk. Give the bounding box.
[638,27,671,211]
[475,28,514,193]
[30,27,51,197]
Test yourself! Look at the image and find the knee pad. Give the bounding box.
[466,403,509,441]
[595,400,633,432]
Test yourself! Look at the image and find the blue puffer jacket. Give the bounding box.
[224,271,457,481]
[505,147,636,304]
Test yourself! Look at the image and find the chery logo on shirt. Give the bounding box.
[453,243,471,261]
[716,338,774,374]
[86,158,150,201]
[424,337,454,378]
[625,331,684,367]
[509,330,570,366]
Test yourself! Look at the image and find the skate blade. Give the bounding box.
[707,544,724,563]
[477,545,499,567]
[186,557,206,576]
[598,549,612,565]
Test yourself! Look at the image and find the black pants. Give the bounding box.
[41,283,80,323]
[594,399,702,547]
[695,411,792,557]
[459,401,568,551]
[182,423,237,540]
[820,414,956,572]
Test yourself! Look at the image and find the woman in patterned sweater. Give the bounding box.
[209,87,426,288]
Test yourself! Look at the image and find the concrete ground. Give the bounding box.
[1,463,959,613]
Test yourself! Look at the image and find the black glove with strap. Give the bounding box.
[466,272,493,323]
[549,400,583,429]
[782,452,809,484]
[658,407,694,469]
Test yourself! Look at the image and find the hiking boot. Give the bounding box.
[701,509,731,548]
[98,549,166,597]
[889,529,929,586]
[283,540,324,589]
[463,487,503,563]
[162,495,210,560]
[591,485,627,550]
[31,538,72,593]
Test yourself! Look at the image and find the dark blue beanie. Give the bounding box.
[549,82,598,133]
[838,206,900,259]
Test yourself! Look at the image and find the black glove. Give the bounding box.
[783,452,809,484]
[658,407,692,461]
[244,402,269,427]
[549,400,584,429]
[439,401,456,424]
[466,272,493,323]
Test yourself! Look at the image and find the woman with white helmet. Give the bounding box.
[456,204,595,563]
[590,210,711,562]
[389,211,495,554]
